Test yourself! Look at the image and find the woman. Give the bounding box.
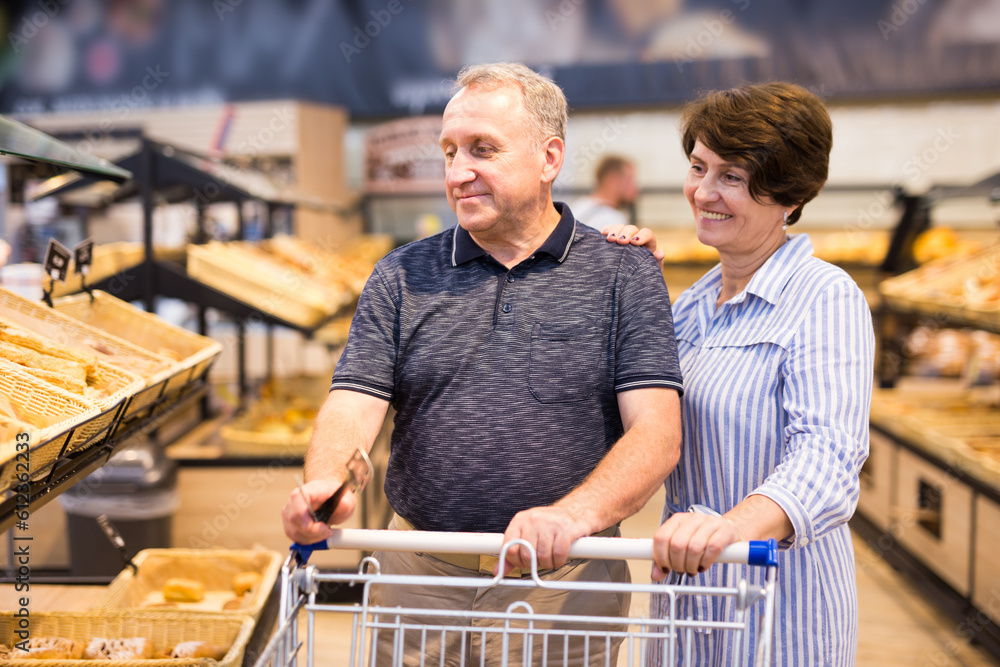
[605,82,874,665]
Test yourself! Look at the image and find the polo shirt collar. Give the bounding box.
[451,202,577,266]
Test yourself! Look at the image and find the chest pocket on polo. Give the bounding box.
[529,321,603,403]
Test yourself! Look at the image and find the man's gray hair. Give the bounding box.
[455,62,568,146]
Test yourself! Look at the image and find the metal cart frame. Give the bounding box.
[254,529,778,666]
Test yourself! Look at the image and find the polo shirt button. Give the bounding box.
[501,304,512,313]
[506,275,514,283]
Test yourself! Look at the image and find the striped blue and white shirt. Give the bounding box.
[650,234,874,666]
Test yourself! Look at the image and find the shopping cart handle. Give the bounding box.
[292,530,778,567]
[291,540,329,565]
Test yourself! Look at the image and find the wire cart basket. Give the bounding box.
[254,529,778,667]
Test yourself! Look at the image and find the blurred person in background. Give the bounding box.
[572,154,639,230]
[605,81,875,666]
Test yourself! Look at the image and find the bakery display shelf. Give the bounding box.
[869,387,1000,500]
[87,259,358,339]
[878,298,1000,336]
[0,381,208,534]
[860,377,1000,662]
[880,243,1000,324]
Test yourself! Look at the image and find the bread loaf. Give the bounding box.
[233,571,262,596]
[7,636,85,659]
[0,340,88,392]
[163,577,205,602]
[168,641,226,660]
[83,637,155,660]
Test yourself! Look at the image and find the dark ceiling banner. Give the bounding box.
[1,0,998,118]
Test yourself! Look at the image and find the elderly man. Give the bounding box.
[283,62,682,665]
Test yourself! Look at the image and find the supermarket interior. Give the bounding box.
[1,1,1000,665]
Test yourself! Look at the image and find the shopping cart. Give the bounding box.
[254,529,777,667]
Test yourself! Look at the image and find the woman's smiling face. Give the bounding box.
[683,139,789,255]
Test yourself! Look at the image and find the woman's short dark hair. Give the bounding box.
[680,82,832,225]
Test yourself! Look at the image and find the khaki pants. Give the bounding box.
[367,523,631,666]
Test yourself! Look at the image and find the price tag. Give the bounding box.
[74,238,95,277]
[43,239,72,283]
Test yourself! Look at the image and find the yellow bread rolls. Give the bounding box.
[162,577,205,603]
[168,641,226,660]
[233,571,262,596]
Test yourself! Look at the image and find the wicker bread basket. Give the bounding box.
[218,424,311,457]
[0,611,253,667]
[0,318,144,414]
[98,549,282,622]
[186,243,337,329]
[0,287,173,419]
[0,416,34,495]
[0,361,105,492]
[53,291,222,398]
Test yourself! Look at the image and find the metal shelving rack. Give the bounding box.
[32,134,359,405]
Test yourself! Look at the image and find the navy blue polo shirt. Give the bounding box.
[332,203,683,533]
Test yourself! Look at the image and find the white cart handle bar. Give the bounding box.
[291,529,778,568]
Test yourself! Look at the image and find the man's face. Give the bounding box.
[439,84,548,236]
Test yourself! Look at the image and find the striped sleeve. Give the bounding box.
[751,279,874,549]
[330,264,399,401]
[613,249,684,395]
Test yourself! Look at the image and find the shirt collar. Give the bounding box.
[745,234,814,305]
[686,234,815,306]
[451,202,577,267]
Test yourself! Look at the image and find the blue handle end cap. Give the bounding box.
[747,539,779,567]
[291,539,329,566]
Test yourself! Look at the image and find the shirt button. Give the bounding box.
[506,275,515,283]
[501,304,512,313]
[799,537,809,546]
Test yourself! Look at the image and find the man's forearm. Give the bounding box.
[555,388,681,533]
[304,389,390,483]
